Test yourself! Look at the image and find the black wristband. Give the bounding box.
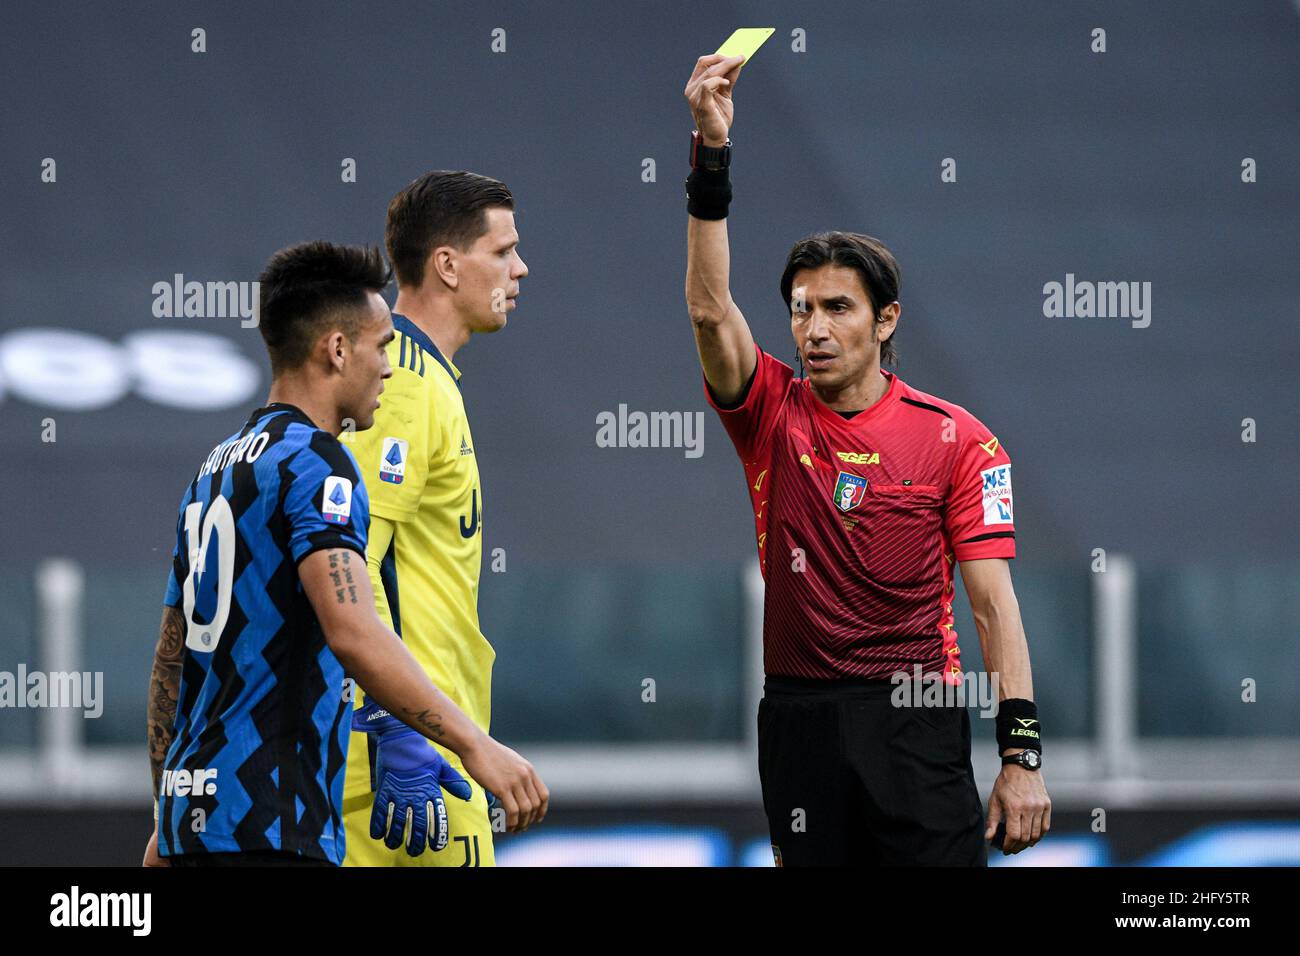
[995,698,1042,754]
[686,166,731,221]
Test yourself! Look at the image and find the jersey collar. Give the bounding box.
[392,313,461,386]
[805,367,899,428]
[248,402,315,428]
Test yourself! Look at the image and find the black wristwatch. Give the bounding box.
[690,130,731,170]
[1002,750,1042,771]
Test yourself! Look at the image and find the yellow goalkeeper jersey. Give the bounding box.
[344,311,494,773]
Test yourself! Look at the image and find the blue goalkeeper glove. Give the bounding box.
[353,701,473,855]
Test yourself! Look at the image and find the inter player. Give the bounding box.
[340,171,529,866]
[683,55,1051,865]
[143,240,545,866]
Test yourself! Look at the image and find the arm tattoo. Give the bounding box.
[329,550,359,604]
[148,605,186,796]
[401,707,446,741]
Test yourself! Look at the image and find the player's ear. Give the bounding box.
[324,330,348,372]
[426,245,459,291]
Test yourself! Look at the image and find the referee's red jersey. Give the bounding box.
[706,345,1016,682]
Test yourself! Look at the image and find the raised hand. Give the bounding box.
[684,54,745,147]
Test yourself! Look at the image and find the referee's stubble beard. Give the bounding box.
[790,264,899,410]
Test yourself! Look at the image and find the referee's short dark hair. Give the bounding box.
[386,170,515,289]
[780,232,901,367]
[257,241,391,375]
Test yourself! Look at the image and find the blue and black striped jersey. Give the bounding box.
[158,402,369,864]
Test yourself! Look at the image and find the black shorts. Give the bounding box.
[757,676,987,866]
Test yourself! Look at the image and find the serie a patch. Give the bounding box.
[321,476,353,524]
[980,464,1013,525]
[379,437,408,484]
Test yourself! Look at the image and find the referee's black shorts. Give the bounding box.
[757,675,987,866]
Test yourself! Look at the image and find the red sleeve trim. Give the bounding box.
[953,540,1017,562]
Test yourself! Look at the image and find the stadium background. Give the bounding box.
[1,1,1297,865]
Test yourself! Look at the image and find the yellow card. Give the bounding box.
[715,27,775,65]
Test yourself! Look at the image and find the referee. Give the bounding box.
[683,53,1051,865]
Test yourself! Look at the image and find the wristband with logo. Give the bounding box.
[996,698,1042,754]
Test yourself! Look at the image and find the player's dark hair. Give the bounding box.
[385,170,515,289]
[257,241,391,374]
[780,232,901,367]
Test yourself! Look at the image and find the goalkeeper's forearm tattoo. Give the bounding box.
[402,707,446,741]
[148,605,185,795]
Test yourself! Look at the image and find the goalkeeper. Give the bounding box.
[342,170,537,866]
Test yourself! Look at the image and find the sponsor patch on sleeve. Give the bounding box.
[980,464,1013,525]
[321,476,354,524]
